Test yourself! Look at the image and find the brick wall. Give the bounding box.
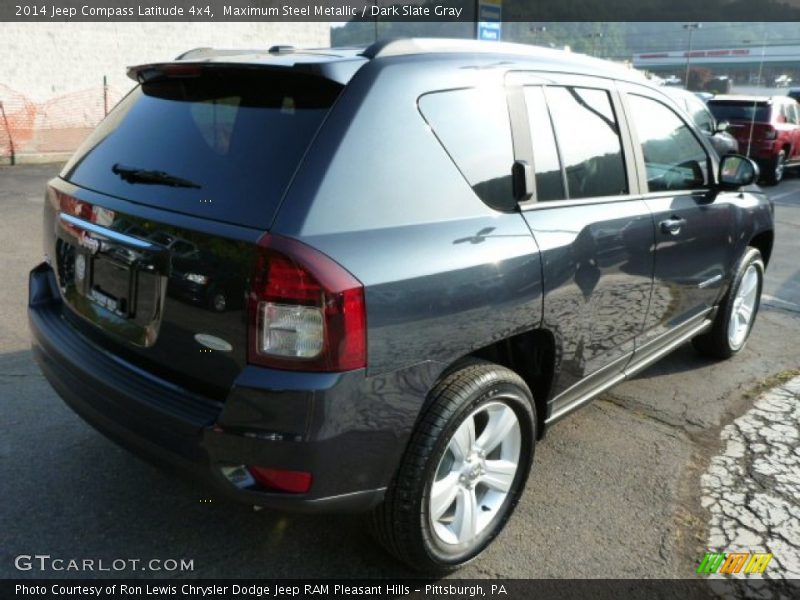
[0,22,331,162]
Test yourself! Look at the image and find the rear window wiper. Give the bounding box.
[112,164,201,189]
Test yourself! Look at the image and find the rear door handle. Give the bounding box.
[659,217,686,236]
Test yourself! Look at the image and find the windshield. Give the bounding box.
[62,68,343,229]
[707,101,772,123]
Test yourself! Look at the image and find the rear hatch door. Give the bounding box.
[49,65,343,399]
[707,100,773,146]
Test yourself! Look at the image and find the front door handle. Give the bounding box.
[660,217,686,236]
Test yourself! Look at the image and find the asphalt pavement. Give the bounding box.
[1,164,799,580]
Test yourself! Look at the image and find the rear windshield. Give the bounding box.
[61,68,342,229]
[707,101,772,123]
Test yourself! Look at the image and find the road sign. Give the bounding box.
[477,0,502,41]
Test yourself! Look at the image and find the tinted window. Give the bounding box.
[707,101,772,123]
[419,87,514,211]
[523,87,565,201]
[686,96,716,133]
[546,87,628,199]
[788,102,799,124]
[62,69,342,229]
[628,95,710,192]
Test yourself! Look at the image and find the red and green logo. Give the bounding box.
[697,552,773,575]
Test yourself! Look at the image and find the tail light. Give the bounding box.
[247,234,366,372]
[248,466,312,494]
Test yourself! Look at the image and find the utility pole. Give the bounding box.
[585,32,603,57]
[530,25,546,45]
[683,23,702,88]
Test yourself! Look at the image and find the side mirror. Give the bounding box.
[715,120,730,133]
[718,154,759,189]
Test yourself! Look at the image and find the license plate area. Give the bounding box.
[89,256,136,318]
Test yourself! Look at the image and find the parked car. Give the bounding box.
[169,249,246,313]
[29,39,774,573]
[788,88,800,104]
[662,87,739,156]
[662,74,682,86]
[705,76,732,95]
[707,94,800,184]
[774,74,792,88]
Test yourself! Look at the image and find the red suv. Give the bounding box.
[708,95,800,184]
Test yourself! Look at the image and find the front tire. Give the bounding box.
[693,247,764,359]
[369,361,535,573]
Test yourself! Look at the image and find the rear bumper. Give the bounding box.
[28,262,391,513]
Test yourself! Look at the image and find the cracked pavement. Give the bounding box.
[702,376,800,581]
[1,165,799,584]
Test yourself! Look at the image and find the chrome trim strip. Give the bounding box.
[698,274,723,289]
[59,213,157,250]
[623,319,713,380]
[545,316,714,425]
[546,372,627,425]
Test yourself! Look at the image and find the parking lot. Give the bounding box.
[1,164,799,580]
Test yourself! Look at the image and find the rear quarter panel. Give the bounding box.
[272,56,544,377]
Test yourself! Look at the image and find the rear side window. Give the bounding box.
[788,102,800,125]
[523,87,565,201]
[62,69,342,229]
[627,95,710,192]
[419,87,515,211]
[545,87,628,199]
[707,101,771,123]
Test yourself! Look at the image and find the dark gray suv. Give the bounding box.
[28,39,774,572]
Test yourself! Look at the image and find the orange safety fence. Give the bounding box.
[0,83,127,161]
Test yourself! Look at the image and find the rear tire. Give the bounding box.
[693,247,764,359]
[763,150,786,186]
[369,361,535,573]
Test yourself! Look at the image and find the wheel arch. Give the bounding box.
[429,329,557,440]
[749,229,774,268]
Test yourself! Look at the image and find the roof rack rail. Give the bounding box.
[268,45,295,55]
[361,38,562,60]
[174,47,214,60]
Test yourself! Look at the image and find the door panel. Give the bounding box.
[623,88,736,346]
[523,201,655,397]
[640,193,734,344]
[512,78,654,404]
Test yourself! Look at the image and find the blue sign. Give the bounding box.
[477,0,502,41]
[478,22,502,41]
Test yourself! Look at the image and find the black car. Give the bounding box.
[662,87,739,156]
[28,39,773,572]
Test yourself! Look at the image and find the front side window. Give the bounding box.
[545,86,628,199]
[628,94,711,193]
[686,97,716,134]
[419,87,514,211]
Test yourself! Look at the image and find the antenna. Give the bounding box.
[746,25,767,159]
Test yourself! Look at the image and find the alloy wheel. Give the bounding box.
[429,401,521,547]
[728,264,759,350]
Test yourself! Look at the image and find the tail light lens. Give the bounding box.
[247,234,366,372]
[248,466,312,494]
